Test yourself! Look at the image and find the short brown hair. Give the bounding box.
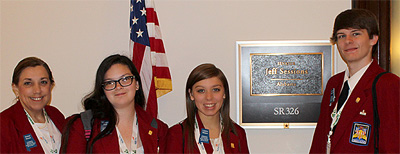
[12,57,54,85]
[331,9,379,53]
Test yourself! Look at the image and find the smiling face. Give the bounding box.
[336,28,378,67]
[12,66,53,113]
[190,77,225,118]
[103,63,138,109]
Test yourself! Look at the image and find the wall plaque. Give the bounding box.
[236,41,334,128]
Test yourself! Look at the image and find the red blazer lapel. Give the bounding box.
[136,104,159,153]
[13,102,44,153]
[310,73,344,152]
[44,105,65,132]
[331,73,345,111]
[94,119,119,153]
[222,130,238,153]
[92,105,161,153]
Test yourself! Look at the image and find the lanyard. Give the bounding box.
[25,109,61,154]
[326,100,348,154]
[194,115,224,154]
[116,113,144,154]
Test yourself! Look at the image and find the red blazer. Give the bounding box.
[310,60,400,153]
[63,104,168,153]
[0,101,65,153]
[163,113,249,154]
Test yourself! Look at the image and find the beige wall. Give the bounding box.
[392,0,400,76]
[1,0,350,153]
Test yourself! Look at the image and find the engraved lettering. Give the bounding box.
[252,53,323,95]
[273,107,300,116]
[266,68,278,75]
[277,62,295,65]
[274,107,278,115]
[279,108,285,115]
[279,68,308,74]
[276,82,296,86]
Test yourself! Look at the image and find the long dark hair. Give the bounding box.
[184,63,237,152]
[61,54,145,153]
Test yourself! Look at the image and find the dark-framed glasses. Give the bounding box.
[102,76,135,91]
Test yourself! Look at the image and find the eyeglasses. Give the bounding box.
[102,76,135,91]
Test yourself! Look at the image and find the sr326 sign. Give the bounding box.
[273,107,300,115]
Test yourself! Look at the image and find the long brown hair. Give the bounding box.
[184,63,237,152]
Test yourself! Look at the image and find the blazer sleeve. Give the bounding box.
[163,124,184,153]
[237,126,250,153]
[376,73,400,153]
[0,115,15,153]
[62,115,87,154]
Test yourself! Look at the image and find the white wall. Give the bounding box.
[1,0,350,153]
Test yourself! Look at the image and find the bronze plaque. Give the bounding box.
[236,41,334,128]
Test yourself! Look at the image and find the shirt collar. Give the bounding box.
[344,59,373,91]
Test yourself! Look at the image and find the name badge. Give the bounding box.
[23,134,37,151]
[101,120,109,132]
[199,128,210,144]
[329,88,335,106]
[350,122,371,146]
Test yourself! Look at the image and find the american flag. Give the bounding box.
[130,0,172,118]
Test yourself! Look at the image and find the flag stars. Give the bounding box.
[136,0,142,3]
[136,29,144,38]
[132,16,138,25]
[130,4,133,12]
[140,7,146,16]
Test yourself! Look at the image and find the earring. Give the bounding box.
[16,96,19,102]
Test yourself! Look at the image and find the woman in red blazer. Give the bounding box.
[61,54,168,154]
[163,63,249,154]
[0,57,65,153]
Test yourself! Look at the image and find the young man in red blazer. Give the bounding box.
[310,9,400,153]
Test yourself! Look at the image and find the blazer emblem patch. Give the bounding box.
[349,122,371,146]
